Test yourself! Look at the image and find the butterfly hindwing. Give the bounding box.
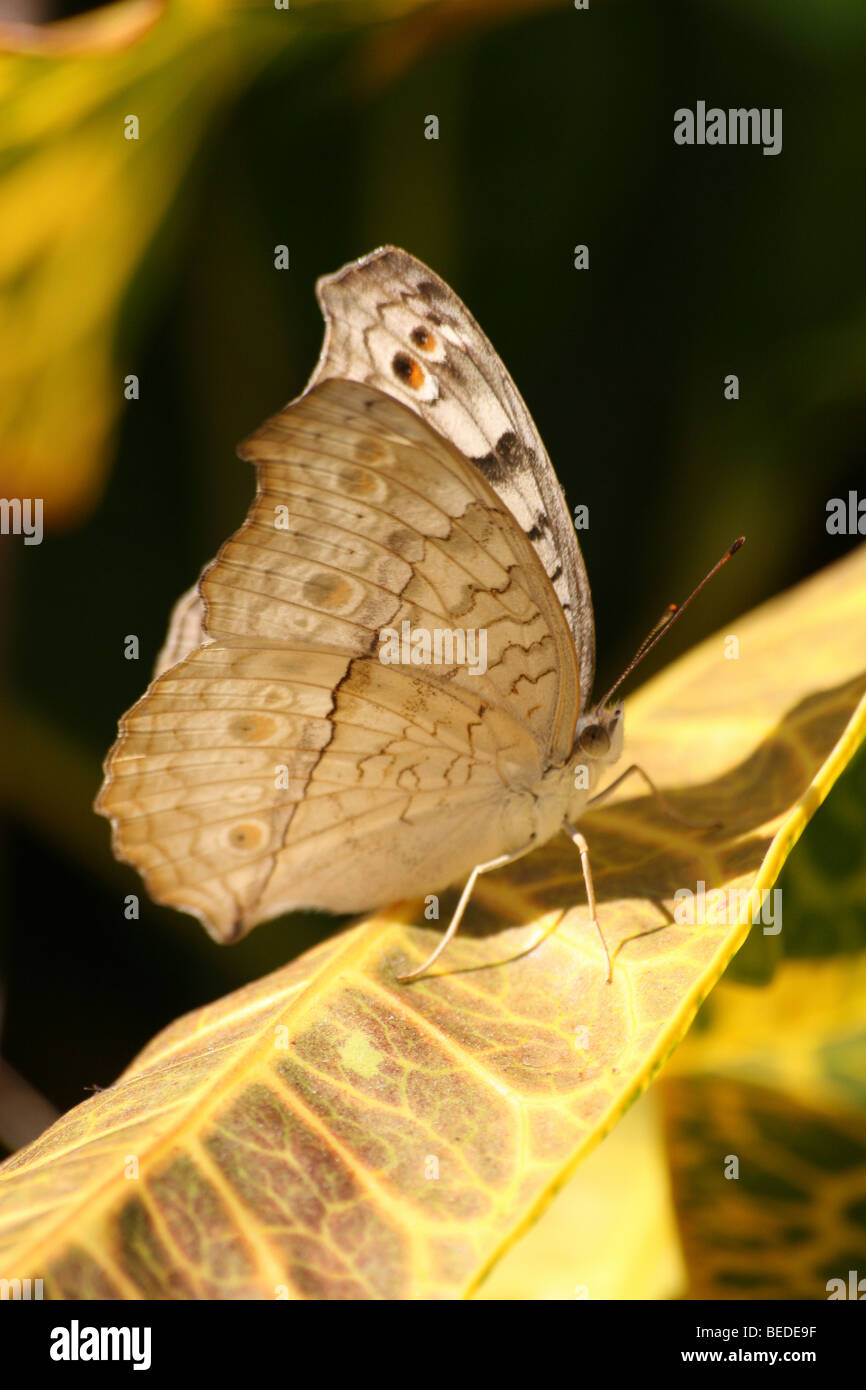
[97,379,580,940]
[98,642,545,939]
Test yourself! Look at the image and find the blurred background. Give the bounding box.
[0,0,864,1236]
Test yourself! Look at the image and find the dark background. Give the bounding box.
[2,0,865,1141]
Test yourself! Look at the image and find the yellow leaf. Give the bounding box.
[476,1089,686,1300]
[662,909,866,1297]
[1,544,864,1298]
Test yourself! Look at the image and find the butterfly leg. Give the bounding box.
[562,822,612,982]
[588,763,718,829]
[396,844,535,984]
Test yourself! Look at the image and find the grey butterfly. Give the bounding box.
[98,248,731,980]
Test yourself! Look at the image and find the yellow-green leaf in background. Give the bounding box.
[0,0,558,524]
[661,1066,866,1301]
[0,544,864,1298]
[1,0,272,521]
[660,733,866,1300]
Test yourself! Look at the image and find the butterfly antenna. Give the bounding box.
[596,537,745,709]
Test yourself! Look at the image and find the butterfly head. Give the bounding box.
[574,703,624,766]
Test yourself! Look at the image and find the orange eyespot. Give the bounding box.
[392,351,425,390]
[410,326,436,352]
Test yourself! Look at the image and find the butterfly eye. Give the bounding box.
[578,723,611,757]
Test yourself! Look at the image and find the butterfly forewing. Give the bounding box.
[312,247,596,699]
[153,583,209,678]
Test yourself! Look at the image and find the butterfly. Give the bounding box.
[96,247,740,981]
